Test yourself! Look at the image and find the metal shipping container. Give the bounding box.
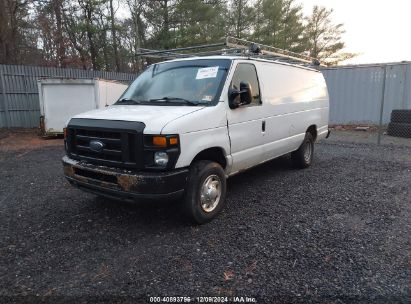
[38,78,127,135]
[322,62,411,125]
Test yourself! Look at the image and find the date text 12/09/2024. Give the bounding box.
[149,296,257,303]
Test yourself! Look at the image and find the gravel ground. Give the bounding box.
[0,133,410,303]
[328,129,411,147]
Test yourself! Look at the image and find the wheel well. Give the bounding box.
[191,147,227,168]
[307,125,317,141]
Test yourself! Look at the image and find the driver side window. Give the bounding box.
[231,63,261,106]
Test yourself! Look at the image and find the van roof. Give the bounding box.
[159,55,320,72]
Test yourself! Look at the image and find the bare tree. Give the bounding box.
[0,0,32,64]
[109,0,120,71]
[52,0,66,67]
[126,0,147,72]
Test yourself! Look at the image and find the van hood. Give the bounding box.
[71,105,205,133]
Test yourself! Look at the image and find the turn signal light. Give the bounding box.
[169,137,179,145]
[63,128,67,140]
[152,135,179,147]
[152,136,167,147]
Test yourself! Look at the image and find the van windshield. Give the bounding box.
[116,59,231,106]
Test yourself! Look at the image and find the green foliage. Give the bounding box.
[304,5,353,64]
[173,0,228,46]
[0,0,351,71]
[228,0,255,38]
[252,0,305,52]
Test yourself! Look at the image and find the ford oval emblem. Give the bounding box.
[89,140,105,152]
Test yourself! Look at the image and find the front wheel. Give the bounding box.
[291,132,314,169]
[183,160,227,224]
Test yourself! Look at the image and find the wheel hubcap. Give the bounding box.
[200,175,222,213]
[304,141,312,163]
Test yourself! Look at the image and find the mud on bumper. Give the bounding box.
[62,156,188,201]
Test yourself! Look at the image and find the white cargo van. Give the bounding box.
[62,55,329,223]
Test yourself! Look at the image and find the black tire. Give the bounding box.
[387,122,411,138]
[390,110,411,124]
[291,132,314,169]
[183,160,227,224]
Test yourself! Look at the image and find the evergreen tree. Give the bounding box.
[228,0,255,38]
[304,5,352,64]
[252,0,305,52]
[144,0,178,49]
[1,0,353,70]
[173,0,228,47]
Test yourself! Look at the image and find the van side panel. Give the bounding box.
[256,63,329,161]
[162,60,329,173]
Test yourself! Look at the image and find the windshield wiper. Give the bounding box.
[116,98,143,105]
[149,97,202,106]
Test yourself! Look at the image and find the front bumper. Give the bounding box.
[62,156,188,201]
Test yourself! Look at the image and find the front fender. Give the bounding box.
[175,126,231,171]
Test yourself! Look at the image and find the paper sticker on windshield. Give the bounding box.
[196,66,219,79]
[202,95,213,102]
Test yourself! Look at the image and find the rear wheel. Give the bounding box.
[183,160,227,224]
[291,132,314,169]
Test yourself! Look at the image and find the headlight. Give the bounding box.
[154,151,169,166]
[143,134,179,169]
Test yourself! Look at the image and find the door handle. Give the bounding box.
[262,120,266,132]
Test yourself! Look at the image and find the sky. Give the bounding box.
[301,0,411,64]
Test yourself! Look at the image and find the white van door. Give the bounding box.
[226,62,265,174]
[256,63,325,162]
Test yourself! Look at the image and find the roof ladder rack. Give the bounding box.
[224,36,321,66]
[135,36,325,68]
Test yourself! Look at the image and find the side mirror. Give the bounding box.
[240,82,252,105]
[228,89,241,109]
[228,81,253,109]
